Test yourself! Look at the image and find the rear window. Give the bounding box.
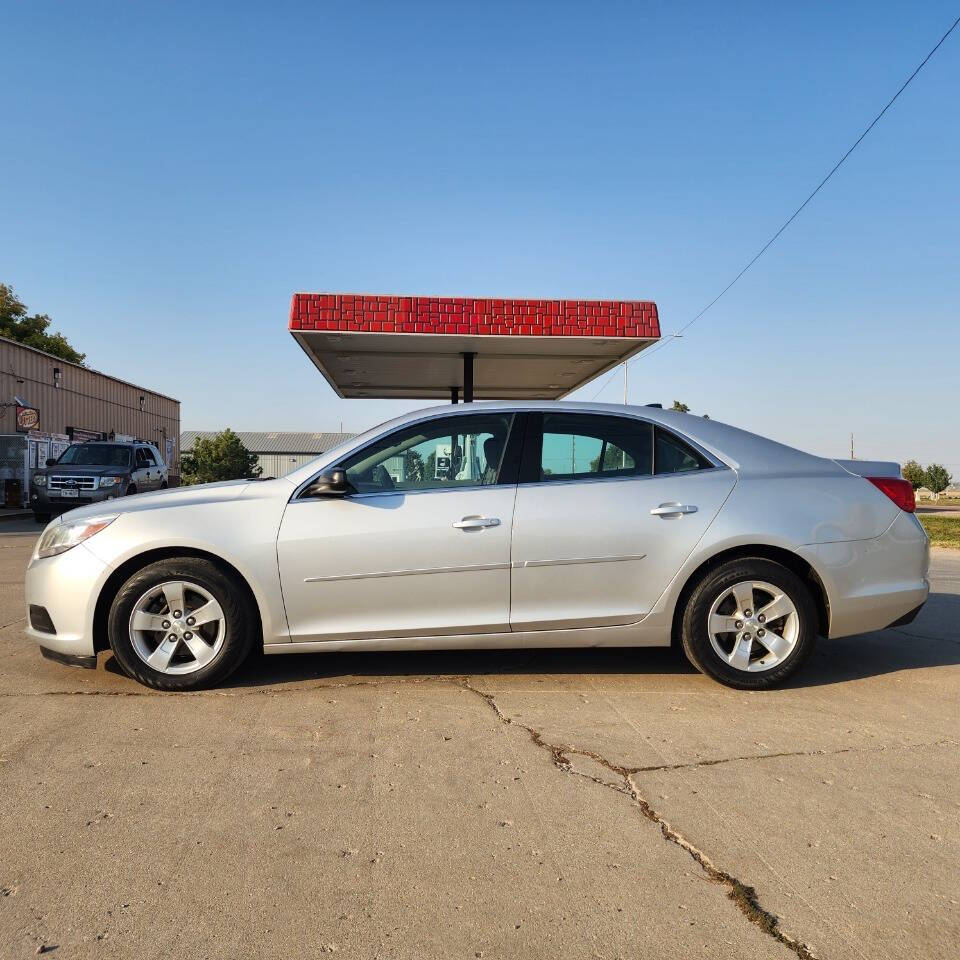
[654,428,712,474]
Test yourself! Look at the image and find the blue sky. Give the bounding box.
[2,1,957,472]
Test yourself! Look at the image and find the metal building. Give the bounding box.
[1,336,180,507]
[179,431,355,479]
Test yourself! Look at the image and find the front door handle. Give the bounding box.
[453,516,501,530]
[650,502,698,518]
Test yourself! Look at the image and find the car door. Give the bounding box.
[133,447,154,491]
[509,412,736,630]
[277,412,523,642]
[147,444,167,486]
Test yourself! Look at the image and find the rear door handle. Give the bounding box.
[453,516,501,529]
[650,502,698,517]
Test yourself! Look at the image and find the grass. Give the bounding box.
[919,515,960,549]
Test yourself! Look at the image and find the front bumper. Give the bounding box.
[31,486,124,514]
[24,541,109,658]
[800,511,930,639]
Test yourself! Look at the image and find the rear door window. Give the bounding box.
[536,414,653,482]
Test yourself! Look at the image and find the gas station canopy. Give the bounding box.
[289,294,660,401]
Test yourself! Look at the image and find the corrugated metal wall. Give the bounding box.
[0,338,181,477]
[256,453,320,477]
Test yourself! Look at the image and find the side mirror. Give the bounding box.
[45,458,58,467]
[302,469,351,498]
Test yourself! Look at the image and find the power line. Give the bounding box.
[588,12,960,402]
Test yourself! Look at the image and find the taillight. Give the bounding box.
[866,476,915,513]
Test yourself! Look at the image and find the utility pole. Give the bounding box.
[850,433,855,460]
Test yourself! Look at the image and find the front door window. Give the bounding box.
[340,414,515,494]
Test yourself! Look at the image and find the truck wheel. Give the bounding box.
[107,557,257,690]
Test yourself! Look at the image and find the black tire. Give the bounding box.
[680,558,817,690]
[107,557,257,691]
[34,512,51,524]
[125,485,138,496]
[160,482,168,489]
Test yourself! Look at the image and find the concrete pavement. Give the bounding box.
[1,526,957,959]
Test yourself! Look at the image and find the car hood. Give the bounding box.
[38,464,130,476]
[51,478,288,524]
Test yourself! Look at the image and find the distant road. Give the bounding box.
[917,504,960,516]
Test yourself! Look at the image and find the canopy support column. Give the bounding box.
[450,386,459,404]
[462,352,475,403]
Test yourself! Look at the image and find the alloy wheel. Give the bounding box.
[706,579,799,673]
[128,580,225,675]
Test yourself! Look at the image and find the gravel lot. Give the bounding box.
[1,519,957,960]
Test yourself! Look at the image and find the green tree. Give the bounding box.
[590,444,631,472]
[180,429,262,485]
[924,463,952,498]
[0,283,86,364]
[404,449,425,484]
[670,401,690,413]
[901,460,925,491]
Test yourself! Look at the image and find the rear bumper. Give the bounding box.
[885,602,925,628]
[800,512,930,639]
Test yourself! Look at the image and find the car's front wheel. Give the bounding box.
[680,558,817,689]
[107,557,256,690]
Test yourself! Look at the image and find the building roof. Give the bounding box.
[180,430,356,455]
[289,293,660,400]
[0,334,180,404]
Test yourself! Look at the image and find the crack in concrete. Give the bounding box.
[0,616,26,630]
[456,678,820,960]
[891,626,960,647]
[629,738,957,774]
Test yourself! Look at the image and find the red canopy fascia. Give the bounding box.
[289,293,660,400]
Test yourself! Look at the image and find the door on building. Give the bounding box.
[277,412,524,643]
[509,412,737,630]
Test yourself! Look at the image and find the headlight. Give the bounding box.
[36,515,118,559]
[98,476,121,488]
[33,474,47,487]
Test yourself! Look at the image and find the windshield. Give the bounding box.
[56,444,132,468]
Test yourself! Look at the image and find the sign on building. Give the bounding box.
[15,405,40,433]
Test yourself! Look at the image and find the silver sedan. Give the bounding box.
[24,402,929,691]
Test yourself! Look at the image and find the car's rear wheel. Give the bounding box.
[107,557,256,690]
[680,558,817,689]
[126,484,137,496]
